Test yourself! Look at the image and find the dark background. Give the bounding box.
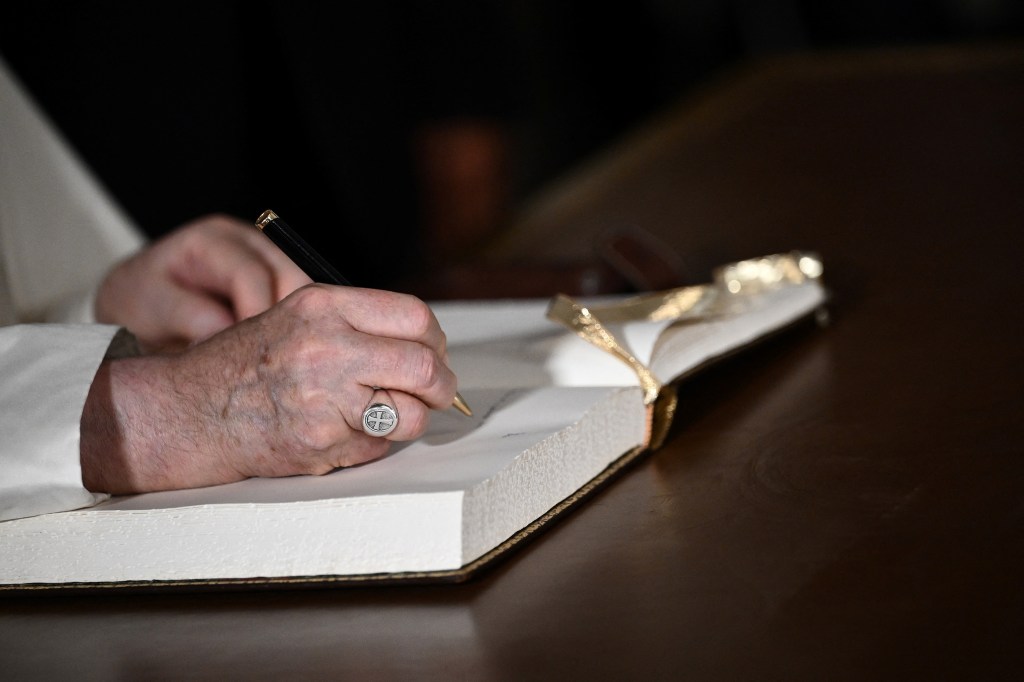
[2,1,1022,291]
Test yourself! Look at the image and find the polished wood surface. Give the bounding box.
[3,45,1023,680]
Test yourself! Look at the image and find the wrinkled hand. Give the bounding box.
[81,286,458,494]
[96,214,311,351]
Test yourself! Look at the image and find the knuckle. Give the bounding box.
[298,282,333,305]
[408,346,441,391]
[208,212,237,227]
[306,459,336,476]
[284,283,333,315]
[401,295,434,337]
[293,417,339,454]
[276,335,329,377]
[176,226,206,253]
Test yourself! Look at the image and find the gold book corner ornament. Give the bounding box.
[546,250,823,408]
[547,293,665,405]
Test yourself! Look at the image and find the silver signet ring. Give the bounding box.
[362,402,399,437]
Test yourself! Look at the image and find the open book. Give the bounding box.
[0,252,826,592]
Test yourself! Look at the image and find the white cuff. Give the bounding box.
[0,323,120,521]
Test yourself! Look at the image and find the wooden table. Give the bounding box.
[3,45,1023,680]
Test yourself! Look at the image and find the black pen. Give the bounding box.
[255,209,473,417]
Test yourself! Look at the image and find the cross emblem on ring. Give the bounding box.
[364,405,397,434]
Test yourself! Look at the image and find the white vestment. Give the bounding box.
[0,57,145,521]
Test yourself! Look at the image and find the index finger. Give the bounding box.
[327,287,448,358]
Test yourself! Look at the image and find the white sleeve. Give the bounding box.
[0,56,145,324]
[0,324,120,522]
[0,55,148,521]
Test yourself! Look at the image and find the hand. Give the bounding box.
[81,285,458,494]
[95,214,311,351]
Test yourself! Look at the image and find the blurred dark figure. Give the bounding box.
[3,1,1021,294]
[0,1,519,291]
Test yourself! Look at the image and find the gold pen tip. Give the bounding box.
[453,393,473,417]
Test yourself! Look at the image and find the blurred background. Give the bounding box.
[2,1,1022,294]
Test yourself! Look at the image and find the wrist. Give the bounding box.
[80,353,240,494]
[80,359,123,493]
